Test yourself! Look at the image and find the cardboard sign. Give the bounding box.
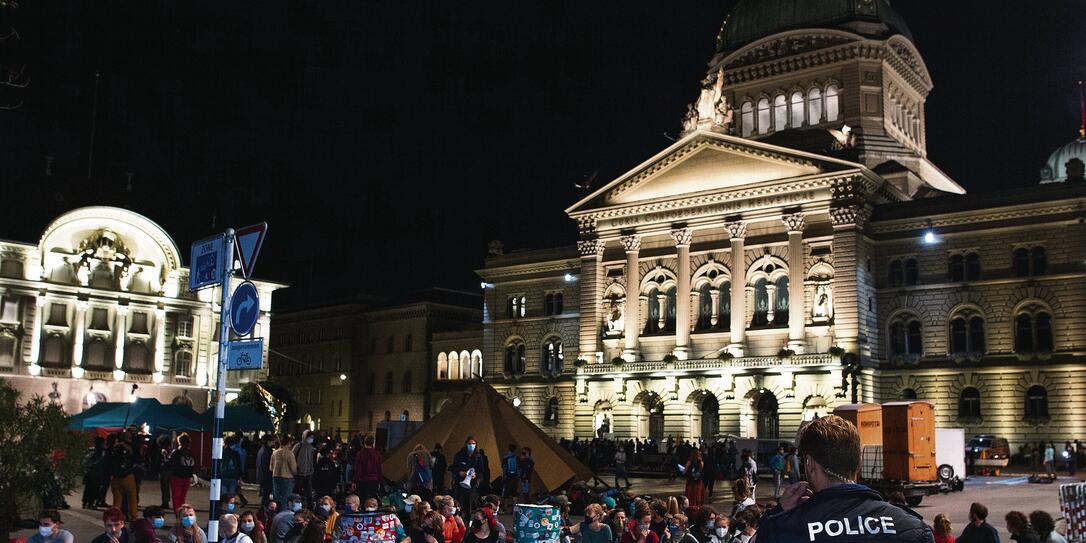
[335,513,399,543]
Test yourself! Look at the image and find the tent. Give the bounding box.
[68,398,203,431]
[381,382,592,492]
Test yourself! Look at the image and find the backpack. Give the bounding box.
[503,454,518,476]
[221,449,242,479]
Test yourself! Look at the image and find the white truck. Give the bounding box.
[936,428,967,489]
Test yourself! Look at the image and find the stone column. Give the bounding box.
[656,292,668,331]
[153,308,167,382]
[710,289,720,327]
[671,228,693,359]
[113,306,128,380]
[766,283,777,324]
[27,294,45,373]
[725,222,747,356]
[830,204,870,354]
[621,235,641,360]
[577,239,607,362]
[71,301,87,376]
[783,213,808,352]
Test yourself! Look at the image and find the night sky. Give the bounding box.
[3,1,1085,308]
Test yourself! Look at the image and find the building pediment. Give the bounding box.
[567,130,865,219]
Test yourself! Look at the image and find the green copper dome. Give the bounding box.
[717,0,914,53]
[1040,133,1086,183]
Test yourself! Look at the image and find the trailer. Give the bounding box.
[936,428,966,485]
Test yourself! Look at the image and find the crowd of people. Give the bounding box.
[67,421,1071,543]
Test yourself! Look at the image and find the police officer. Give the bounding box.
[755,415,934,543]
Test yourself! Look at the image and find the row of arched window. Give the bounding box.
[436,350,483,380]
[739,84,841,137]
[642,276,790,335]
[888,307,1055,357]
[506,293,566,319]
[889,247,1047,287]
[945,385,1052,422]
[504,337,564,377]
[366,371,415,394]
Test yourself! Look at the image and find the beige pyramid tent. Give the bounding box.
[382,382,593,492]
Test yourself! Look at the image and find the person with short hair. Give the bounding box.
[271,494,305,543]
[437,495,467,543]
[343,494,361,513]
[769,446,786,499]
[272,436,299,507]
[293,431,317,506]
[755,415,935,542]
[569,503,613,543]
[220,514,255,543]
[958,503,999,543]
[933,513,955,543]
[256,435,277,503]
[221,436,245,499]
[450,436,484,518]
[730,509,759,543]
[1028,510,1066,543]
[28,509,74,543]
[500,444,518,498]
[1005,512,1039,543]
[480,495,507,541]
[92,508,131,543]
[432,444,448,494]
[608,509,627,543]
[352,435,383,501]
[517,448,535,503]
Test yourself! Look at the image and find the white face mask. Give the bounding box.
[365,507,377,512]
[715,528,727,538]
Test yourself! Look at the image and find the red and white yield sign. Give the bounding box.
[233,222,267,279]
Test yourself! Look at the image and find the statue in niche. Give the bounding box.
[605,298,625,334]
[597,415,611,438]
[696,67,725,121]
[812,283,833,321]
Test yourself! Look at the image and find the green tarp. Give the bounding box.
[68,400,272,432]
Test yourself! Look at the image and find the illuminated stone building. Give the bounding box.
[0,206,285,413]
[473,0,1086,449]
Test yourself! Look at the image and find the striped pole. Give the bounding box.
[208,228,235,542]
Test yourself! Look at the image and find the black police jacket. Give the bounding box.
[755,484,934,543]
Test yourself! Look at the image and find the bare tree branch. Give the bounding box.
[0,27,19,41]
[0,100,22,110]
[0,66,28,88]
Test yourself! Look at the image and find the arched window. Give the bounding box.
[401,410,410,421]
[644,287,661,334]
[958,387,982,419]
[757,98,770,134]
[448,351,460,379]
[790,91,804,127]
[904,259,919,286]
[969,317,986,353]
[741,101,754,137]
[773,94,787,132]
[665,287,677,331]
[541,337,563,377]
[901,388,918,400]
[471,350,483,378]
[402,371,412,393]
[173,350,193,376]
[1013,248,1030,277]
[696,283,712,331]
[825,84,840,122]
[554,293,564,315]
[808,87,823,124]
[544,293,554,316]
[889,317,923,356]
[1015,314,1034,352]
[752,278,769,326]
[504,341,526,376]
[1031,247,1047,275]
[774,276,789,324]
[1036,313,1053,352]
[1025,385,1049,420]
[950,318,967,354]
[544,397,559,427]
[437,352,448,379]
[889,260,904,287]
[948,255,964,282]
[384,372,394,394]
[1017,311,1054,353]
[719,281,731,329]
[965,253,981,281]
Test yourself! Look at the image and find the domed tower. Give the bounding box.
[1040,130,1086,183]
[697,0,962,196]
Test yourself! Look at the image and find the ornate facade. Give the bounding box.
[475,0,1086,450]
[0,206,285,413]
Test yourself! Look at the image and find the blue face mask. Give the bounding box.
[39,527,54,538]
[153,518,165,529]
[405,504,413,513]
[182,516,196,528]
[291,502,302,512]
[226,504,236,512]
[467,444,476,453]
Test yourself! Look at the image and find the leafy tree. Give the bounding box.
[0,378,85,537]
[229,381,297,433]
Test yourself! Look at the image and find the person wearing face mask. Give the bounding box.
[343,495,361,513]
[239,511,268,543]
[220,514,255,543]
[92,508,131,543]
[480,495,508,542]
[258,500,279,530]
[292,431,317,507]
[283,510,313,543]
[756,415,934,543]
[667,515,698,543]
[568,503,613,543]
[28,509,74,543]
[169,504,206,543]
[272,494,305,543]
[437,495,467,543]
[730,509,759,543]
[622,513,661,543]
[221,494,241,515]
[300,503,328,543]
[449,437,484,520]
[462,509,498,543]
[315,495,338,541]
[708,516,731,543]
[687,506,717,543]
[404,510,442,543]
[129,507,164,543]
[402,495,425,533]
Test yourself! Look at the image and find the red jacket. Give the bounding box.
[353,447,383,483]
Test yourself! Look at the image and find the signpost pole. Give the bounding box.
[208,228,235,542]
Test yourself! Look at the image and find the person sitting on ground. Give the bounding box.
[568,503,613,543]
[608,508,627,543]
[754,415,934,542]
[730,479,755,517]
[272,495,305,543]
[648,499,670,543]
[463,508,499,543]
[169,504,207,543]
[220,514,254,543]
[1029,510,1067,543]
[958,503,999,543]
[92,508,131,543]
[686,506,716,543]
[666,514,697,543]
[479,495,508,542]
[29,509,74,543]
[932,513,954,543]
[342,495,361,513]
[315,495,338,542]
[283,510,312,543]
[1005,512,1040,543]
[258,501,279,531]
[239,510,268,543]
[129,507,162,543]
[708,516,731,543]
[730,509,759,543]
[301,505,328,543]
[363,498,380,513]
[222,494,241,515]
[437,495,467,543]
[404,510,442,543]
[621,511,661,543]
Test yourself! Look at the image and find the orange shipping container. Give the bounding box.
[833,403,884,447]
[882,401,937,482]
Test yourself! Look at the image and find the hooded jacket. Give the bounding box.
[755,484,934,543]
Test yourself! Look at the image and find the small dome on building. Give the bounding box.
[717,0,913,53]
[1040,131,1086,183]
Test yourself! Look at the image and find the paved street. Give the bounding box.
[12,475,1069,542]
